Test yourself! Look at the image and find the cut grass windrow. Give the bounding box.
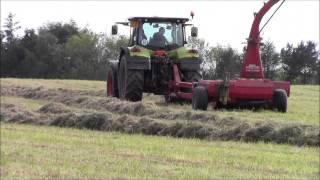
[1,84,319,146]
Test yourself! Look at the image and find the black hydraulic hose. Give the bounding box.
[259,0,286,35]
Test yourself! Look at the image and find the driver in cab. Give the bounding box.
[152,27,169,47]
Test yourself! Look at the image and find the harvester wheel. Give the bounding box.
[183,70,202,82]
[192,86,208,110]
[272,89,287,113]
[106,62,119,97]
[118,56,144,102]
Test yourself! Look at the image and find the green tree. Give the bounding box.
[214,46,242,79]
[3,13,21,44]
[95,34,129,80]
[31,21,81,78]
[1,13,22,77]
[0,30,5,72]
[34,30,63,78]
[17,29,39,77]
[65,32,101,79]
[40,20,79,44]
[261,40,280,80]
[187,37,214,79]
[315,59,320,84]
[281,41,319,84]
[98,34,129,61]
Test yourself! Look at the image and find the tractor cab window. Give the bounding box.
[139,22,184,49]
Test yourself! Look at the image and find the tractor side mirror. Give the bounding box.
[191,27,198,37]
[111,25,118,35]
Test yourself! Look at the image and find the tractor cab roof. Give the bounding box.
[128,17,190,24]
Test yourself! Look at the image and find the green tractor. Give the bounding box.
[107,16,202,102]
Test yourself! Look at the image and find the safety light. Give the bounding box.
[190,11,195,19]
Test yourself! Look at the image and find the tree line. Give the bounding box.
[1,13,127,80]
[190,38,319,84]
[1,13,319,84]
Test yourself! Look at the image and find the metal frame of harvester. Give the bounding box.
[166,0,290,112]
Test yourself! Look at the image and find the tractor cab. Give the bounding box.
[112,17,198,50]
[108,16,201,102]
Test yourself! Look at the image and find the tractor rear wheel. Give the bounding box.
[192,86,208,110]
[272,89,287,113]
[106,63,119,97]
[118,56,144,102]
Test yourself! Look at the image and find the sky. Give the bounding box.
[1,0,319,52]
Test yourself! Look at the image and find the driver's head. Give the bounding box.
[159,27,165,35]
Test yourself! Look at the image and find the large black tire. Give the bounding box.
[106,63,119,98]
[183,70,202,82]
[272,89,287,113]
[118,56,144,102]
[192,86,208,110]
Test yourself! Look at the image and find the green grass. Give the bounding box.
[0,78,319,179]
[1,123,319,179]
[1,78,105,92]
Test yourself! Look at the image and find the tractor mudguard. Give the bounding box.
[120,47,151,70]
[179,58,201,71]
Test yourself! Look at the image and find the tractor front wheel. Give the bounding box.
[272,89,287,113]
[118,56,144,102]
[192,86,208,110]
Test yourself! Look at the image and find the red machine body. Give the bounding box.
[240,1,279,79]
[198,79,290,103]
[167,0,290,110]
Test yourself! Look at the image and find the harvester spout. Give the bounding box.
[240,0,281,79]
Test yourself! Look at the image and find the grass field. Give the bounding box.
[1,123,319,179]
[1,78,319,179]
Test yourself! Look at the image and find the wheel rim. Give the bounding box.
[107,72,113,96]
